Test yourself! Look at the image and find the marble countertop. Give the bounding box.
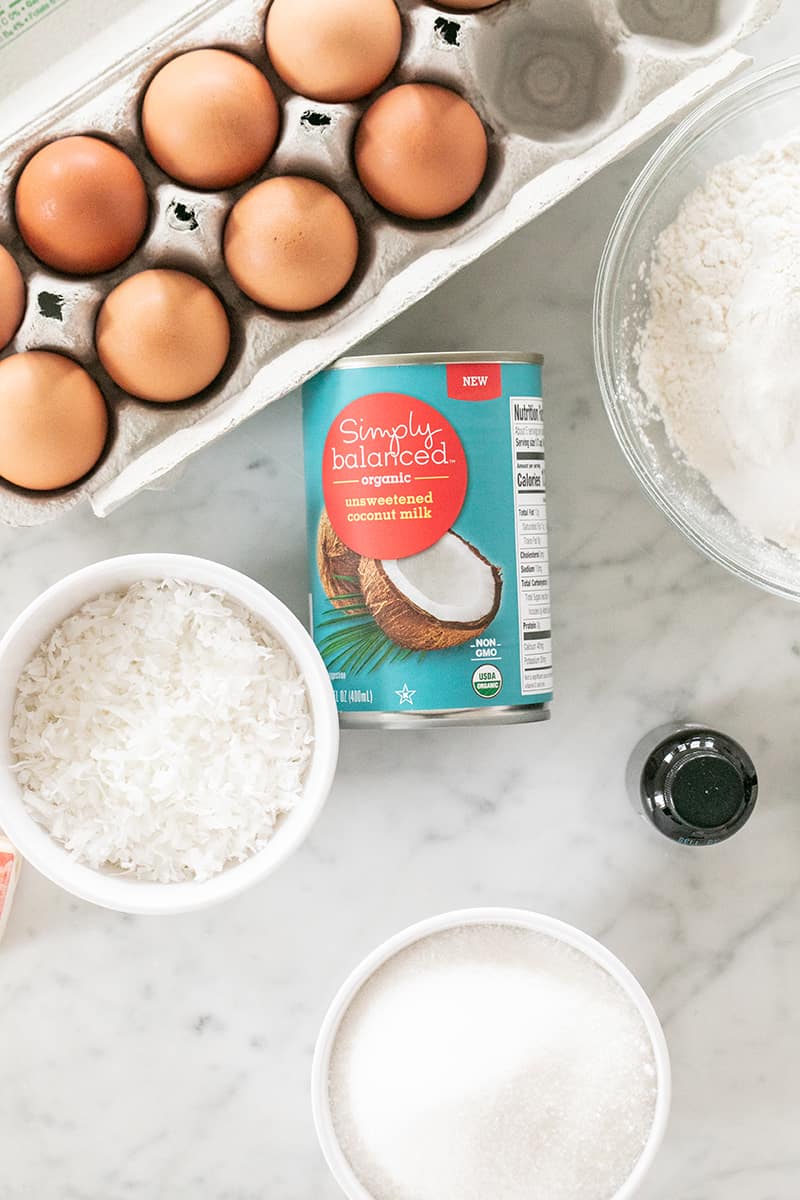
[2,9,799,1199]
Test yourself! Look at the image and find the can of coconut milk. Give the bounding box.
[302,353,552,728]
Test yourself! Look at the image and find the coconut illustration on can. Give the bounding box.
[319,520,503,651]
[304,354,552,727]
[317,510,362,607]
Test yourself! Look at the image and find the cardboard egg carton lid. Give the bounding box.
[0,0,782,526]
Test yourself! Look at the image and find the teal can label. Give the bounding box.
[302,354,553,727]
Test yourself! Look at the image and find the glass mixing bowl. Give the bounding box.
[594,57,800,602]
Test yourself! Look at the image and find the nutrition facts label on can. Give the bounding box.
[509,396,553,697]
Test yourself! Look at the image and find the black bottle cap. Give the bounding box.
[640,728,758,845]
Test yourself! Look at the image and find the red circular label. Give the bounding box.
[322,392,468,559]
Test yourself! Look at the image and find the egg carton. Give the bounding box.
[0,0,780,526]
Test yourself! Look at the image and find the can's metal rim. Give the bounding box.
[329,351,544,370]
[340,704,550,730]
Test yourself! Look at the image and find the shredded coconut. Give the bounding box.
[10,579,313,883]
[637,131,800,552]
[329,924,658,1200]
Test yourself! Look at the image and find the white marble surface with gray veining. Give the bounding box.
[2,9,800,1199]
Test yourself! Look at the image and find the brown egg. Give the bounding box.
[433,0,504,9]
[266,0,402,103]
[355,83,488,220]
[142,49,280,190]
[0,351,107,491]
[96,269,230,403]
[224,176,359,312]
[0,246,26,351]
[15,136,148,276]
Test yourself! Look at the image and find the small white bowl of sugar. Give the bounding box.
[313,908,671,1200]
[0,554,339,915]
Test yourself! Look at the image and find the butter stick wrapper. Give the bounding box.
[0,836,21,943]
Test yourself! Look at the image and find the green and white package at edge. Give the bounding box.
[302,353,553,728]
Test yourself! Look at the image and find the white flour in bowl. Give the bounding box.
[637,131,800,552]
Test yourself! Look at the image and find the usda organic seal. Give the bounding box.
[472,664,503,700]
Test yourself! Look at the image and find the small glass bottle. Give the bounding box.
[627,722,758,846]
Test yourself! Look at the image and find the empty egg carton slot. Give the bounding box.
[455,0,630,143]
[469,23,625,140]
[617,0,760,47]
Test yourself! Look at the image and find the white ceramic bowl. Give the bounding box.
[312,907,671,1200]
[0,554,339,916]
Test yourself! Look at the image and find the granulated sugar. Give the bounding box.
[328,924,658,1200]
[637,131,800,551]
